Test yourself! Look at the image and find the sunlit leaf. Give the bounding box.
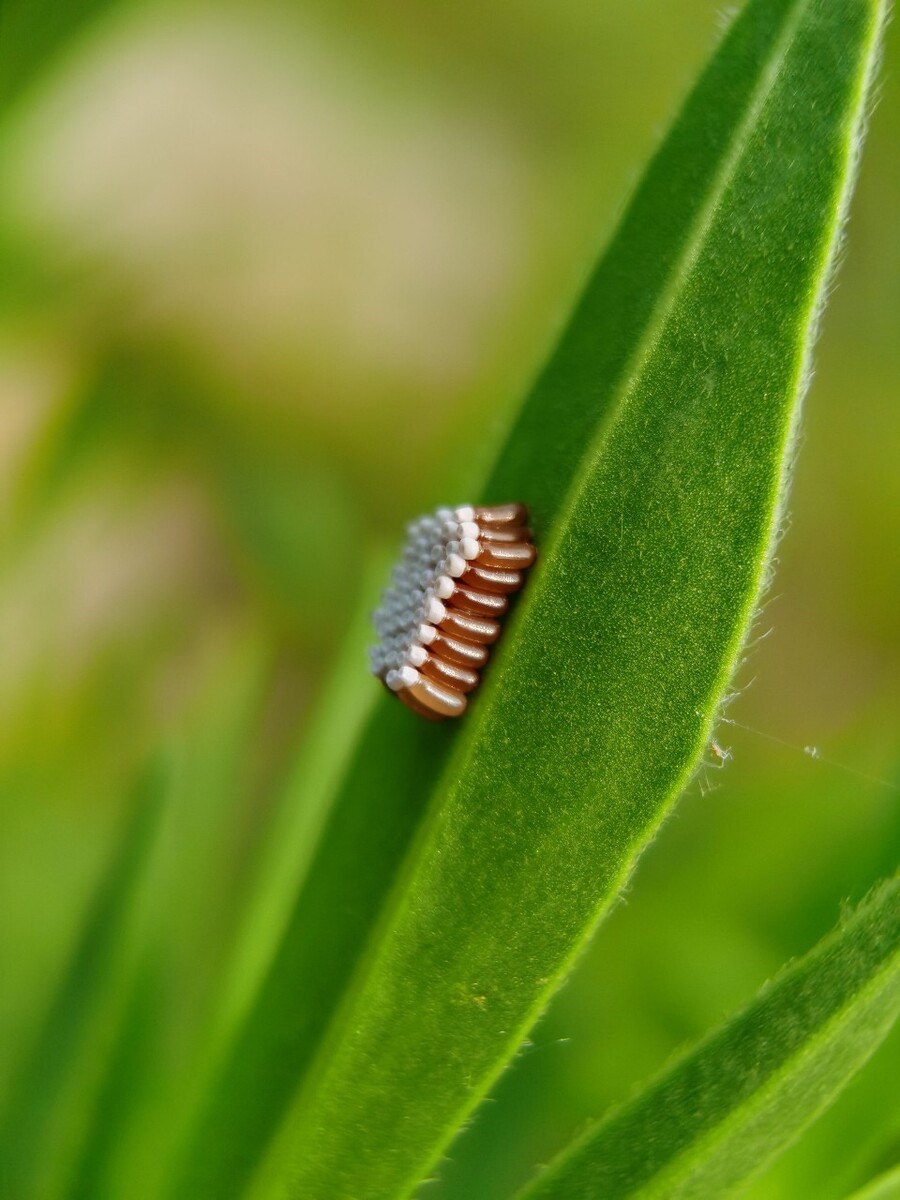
[516,875,900,1199]
[165,0,887,1196]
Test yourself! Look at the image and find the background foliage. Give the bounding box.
[0,1,897,1197]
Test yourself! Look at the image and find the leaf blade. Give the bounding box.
[261,0,886,1195]
[208,553,385,1059]
[0,757,167,1199]
[160,562,387,1198]
[517,876,900,1199]
[0,0,122,114]
[167,703,454,1200]
[846,1165,900,1200]
[167,0,887,1196]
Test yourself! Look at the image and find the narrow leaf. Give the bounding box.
[0,758,167,1199]
[0,0,122,114]
[164,563,465,1200]
[160,562,384,1198]
[63,957,163,1200]
[210,554,384,1057]
[82,639,276,1200]
[172,0,887,1196]
[846,1165,900,1200]
[259,1,886,1196]
[167,703,452,1199]
[516,876,900,1199]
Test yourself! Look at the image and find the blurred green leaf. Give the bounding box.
[0,0,123,114]
[0,635,279,1200]
[0,757,167,1199]
[516,874,900,1199]
[88,637,278,1200]
[212,445,360,643]
[165,0,885,1195]
[154,564,383,1198]
[167,695,450,1199]
[209,554,384,1059]
[63,956,163,1200]
[847,1165,900,1200]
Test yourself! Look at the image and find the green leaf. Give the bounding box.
[846,1165,900,1200]
[168,0,887,1196]
[0,0,123,115]
[158,561,384,1199]
[159,566,384,1195]
[77,638,277,1200]
[208,554,385,1059]
[63,956,164,1200]
[167,698,452,1200]
[0,757,167,1199]
[2,637,275,1200]
[515,876,900,1200]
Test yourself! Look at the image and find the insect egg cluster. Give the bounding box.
[370,503,535,719]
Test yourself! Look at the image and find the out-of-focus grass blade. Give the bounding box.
[63,957,162,1200]
[846,1165,900,1200]
[166,698,452,1200]
[211,552,386,1055]
[0,757,167,1199]
[155,559,383,1196]
[211,444,361,644]
[79,637,276,1200]
[516,876,900,1199]
[167,0,886,1196]
[0,0,123,114]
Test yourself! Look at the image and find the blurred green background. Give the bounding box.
[0,1,897,1197]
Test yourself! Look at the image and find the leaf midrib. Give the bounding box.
[503,0,807,638]
[428,0,813,818]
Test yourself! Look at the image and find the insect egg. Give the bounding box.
[370,503,536,720]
